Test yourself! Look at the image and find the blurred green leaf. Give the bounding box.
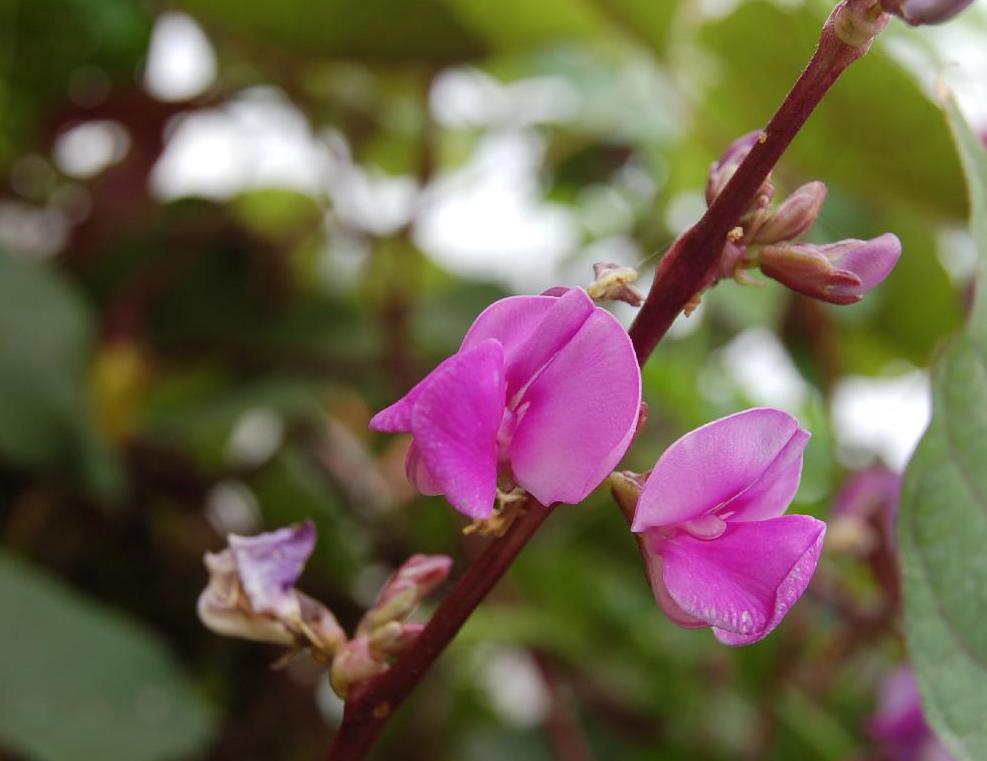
[0,551,217,761]
[0,251,120,494]
[901,95,987,761]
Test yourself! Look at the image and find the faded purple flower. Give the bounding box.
[370,288,641,519]
[831,465,902,553]
[871,666,955,761]
[881,0,975,24]
[759,233,902,305]
[630,408,826,645]
[198,521,345,654]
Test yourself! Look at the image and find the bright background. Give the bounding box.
[1,1,985,759]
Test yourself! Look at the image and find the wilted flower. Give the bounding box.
[759,233,902,305]
[198,521,346,654]
[370,288,641,519]
[586,261,644,307]
[628,408,826,645]
[871,666,955,761]
[881,0,975,25]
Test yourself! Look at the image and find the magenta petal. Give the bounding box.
[657,515,825,645]
[723,427,810,522]
[509,309,641,505]
[632,408,804,532]
[824,233,901,292]
[228,521,316,618]
[369,371,433,433]
[410,339,506,519]
[461,290,594,397]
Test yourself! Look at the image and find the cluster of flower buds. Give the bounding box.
[198,521,452,698]
[706,131,901,305]
[332,553,452,697]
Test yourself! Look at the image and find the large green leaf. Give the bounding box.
[900,95,987,760]
[0,551,217,761]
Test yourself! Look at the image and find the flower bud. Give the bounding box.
[759,233,901,304]
[358,554,452,634]
[586,262,644,306]
[331,639,388,698]
[752,181,827,245]
[880,0,975,24]
[706,131,773,207]
[368,621,425,658]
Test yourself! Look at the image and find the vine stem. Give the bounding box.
[328,3,886,758]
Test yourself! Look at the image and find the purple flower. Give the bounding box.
[871,666,955,761]
[370,288,641,519]
[759,233,902,305]
[831,465,902,553]
[630,408,826,645]
[198,521,345,653]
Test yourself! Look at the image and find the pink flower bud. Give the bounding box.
[331,639,388,698]
[359,554,452,634]
[706,130,773,207]
[752,181,827,245]
[759,233,901,304]
[881,0,975,24]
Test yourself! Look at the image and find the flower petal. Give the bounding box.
[632,408,804,532]
[228,521,317,618]
[405,441,442,496]
[410,339,506,519]
[656,515,825,645]
[509,309,640,505]
[723,427,809,522]
[461,289,594,398]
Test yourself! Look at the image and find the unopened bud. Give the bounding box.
[358,554,452,634]
[331,639,387,698]
[586,262,644,306]
[609,470,647,526]
[759,233,901,304]
[832,0,891,48]
[706,131,772,207]
[880,0,974,24]
[753,181,827,245]
[368,621,425,658]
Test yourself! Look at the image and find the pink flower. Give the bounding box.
[631,408,826,645]
[370,288,641,519]
[871,666,955,761]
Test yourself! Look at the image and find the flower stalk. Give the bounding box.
[328,2,891,757]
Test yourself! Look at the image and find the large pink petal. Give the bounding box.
[461,290,594,398]
[632,408,804,532]
[509,309,640,505]
[655,515,825,645]
[410,339,506,519]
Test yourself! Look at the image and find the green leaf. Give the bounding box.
[0,551,217,761]
[900,94,987,760]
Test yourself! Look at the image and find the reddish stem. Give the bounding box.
[328,3,887,758]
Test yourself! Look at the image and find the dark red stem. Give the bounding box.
[328,3,886,758]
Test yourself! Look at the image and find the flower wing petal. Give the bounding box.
[411,339,506,519]
[228,521,317,618]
